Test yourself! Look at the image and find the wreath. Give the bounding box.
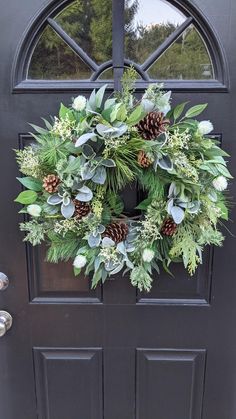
[15,69,232,292]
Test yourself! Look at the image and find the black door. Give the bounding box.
[0,0,235,418]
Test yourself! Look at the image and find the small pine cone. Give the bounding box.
[43,174,60,193]
[136,111,170,140]
[103,222,129,244]
[137,150,152,168]
[161,218,177,236]
[73,199,91,220]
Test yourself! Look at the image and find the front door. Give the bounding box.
[1,0,236,418]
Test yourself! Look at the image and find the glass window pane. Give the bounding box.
[28,26,92,79]
[148,25,214,79]
[125,0,186,64]
[98,67,114,80]
[55,0,112,65]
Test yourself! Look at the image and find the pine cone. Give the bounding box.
[161,218,177,236]
[73,199,91,220]
[137,150,152,168]
[43,174,60,193]
[136,111,169,140]
[103,222,129,244]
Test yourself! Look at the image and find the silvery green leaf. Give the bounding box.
[47,194,62,205]
[168,182,176,198]
[96,84,107,108]
[105,261,120,272]
[117,241,127,256]
[157,155,173,170]
[94,256,102,272]
[75,132,97,147]
[208,190,218,202]
[97,225,105,234]
[170,206,185,224]
[88,233,101,248]
[101,159,116,167]
[104,98,116,110]
[82,144,96,159]
[76,187,93,202]
[126,244,136,253]
[81,162,96,180]
[92,166,106,185]
[156,132,167,147]
[61,201,75,219]
[42,203,58,215]
[63,196,70,206]
[110,263,124,275]
[102,237,115,247]
[125,259,134,269]
[114,124,128,137]
[141,98,155,113]
[167,199,174,214]
[96,123,110,136]
[88,89,96,110]
[188,201,200,214]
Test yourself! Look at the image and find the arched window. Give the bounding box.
[13,0,228,91]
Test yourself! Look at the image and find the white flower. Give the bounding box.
[198,120,213,136]
[156,91,172,115]
[212,176,228,191]
[27,204,42,217]
[72,95,87,111]
[142,248,155,263]
[73,255,87,269]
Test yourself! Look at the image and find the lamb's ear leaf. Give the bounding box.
[92,166,106,185]
[61,201,75,219]
[47,194,62,205]
[101,159,116,167]
[170,206,185,224]
[88,233,101,248]
[96,84,108,108]
[75,133,97,147]
[157,155,173,170]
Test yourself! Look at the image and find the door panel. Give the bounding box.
[0,0,236,419]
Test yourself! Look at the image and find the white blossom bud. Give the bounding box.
[72,95,87,111]
[198,120,213,135]
[27,204,42,217]
[73,255,87,269]
[212,176,228,191]
[142,248,155,263]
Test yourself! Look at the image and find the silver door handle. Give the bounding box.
[0,311,13,337]
[0,273,9,291]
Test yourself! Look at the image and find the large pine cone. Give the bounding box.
[103,222,129,244]
[136,111,169,140]
[137,150,152,168]
[73,199,91,220]
[43,174,60,193]
[161,218,177,236]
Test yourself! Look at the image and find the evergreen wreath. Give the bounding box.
[15,69,232,292]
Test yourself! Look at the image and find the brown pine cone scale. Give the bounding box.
[73,199,91,220]
[136,111,169,140]
[103,222,129,244]
[43,174,60,193]
[161,218,177,236]
[137,150,152,168]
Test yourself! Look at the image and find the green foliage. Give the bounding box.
[46,232,79,263]
[17,177,42,192]
[130,266,153,292]
[20,221,46,246]
[15,190,38,205]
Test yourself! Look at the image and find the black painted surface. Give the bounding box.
[0,1,236,418]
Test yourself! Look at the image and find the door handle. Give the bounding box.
[0,273,9,291]
[0,311,13,337]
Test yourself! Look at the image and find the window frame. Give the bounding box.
[12,0,229,93]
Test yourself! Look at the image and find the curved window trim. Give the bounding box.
[12,0,229,93]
